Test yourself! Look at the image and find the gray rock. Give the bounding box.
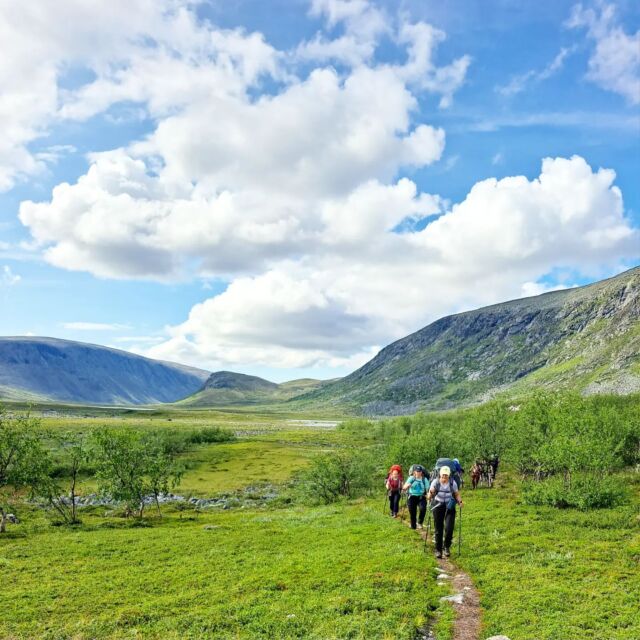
[6,513,19,524]
[440,593,464,604]
[485,636,511,640]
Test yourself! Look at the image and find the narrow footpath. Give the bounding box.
[428,536,481,640]
[405,521,482,640]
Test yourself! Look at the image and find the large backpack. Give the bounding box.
[386,464,404,490]
[430,457,462,490]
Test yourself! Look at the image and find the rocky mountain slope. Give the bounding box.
[0,337,210,405]
[179,371,326,406]
[300,266,640,414]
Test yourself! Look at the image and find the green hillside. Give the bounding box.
[299,266,640,414]
[0,384,51,403]
[178,371,329,407]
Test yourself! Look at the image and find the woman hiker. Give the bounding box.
[385,465,403,518]
[427,465,463,559]
[402,465,428,530]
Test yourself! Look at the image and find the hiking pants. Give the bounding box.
[432,501,456,551]
[408,495,426,529]
[389,491,401,515]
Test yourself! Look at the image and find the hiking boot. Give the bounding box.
[435,550,443,559]
[416,523,423,530]
[444,548,451,558]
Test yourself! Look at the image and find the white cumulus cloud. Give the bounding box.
[143,156,638,370]
[7,1,639,375]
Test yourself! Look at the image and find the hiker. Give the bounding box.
[490,455,500,480]
[470,462,481,490]
[402,465,428,530]
[385,465,403,518]
[427,465,463,558]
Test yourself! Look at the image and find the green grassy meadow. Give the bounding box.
[2,404,639,639]
[1,503,447,639]
[457,471,640,639]
[32,407,349,496]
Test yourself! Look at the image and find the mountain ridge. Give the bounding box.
[298,266,640,414]
[178,371,327,406]
[0,337,210,405]
[2,267,638,412]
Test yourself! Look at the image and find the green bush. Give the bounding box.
[186,427,236,444]
[522,474,627,510]
[296,447,380,504]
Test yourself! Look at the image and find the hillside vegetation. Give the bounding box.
[179,371,328,407]
[1,392,639,638]
[301,266,640,414]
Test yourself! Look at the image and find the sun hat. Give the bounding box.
[440,466,451,477]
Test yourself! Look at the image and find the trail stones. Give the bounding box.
[440,593,464,604]
[486,636,511,640]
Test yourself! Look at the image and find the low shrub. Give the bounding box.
[522,474,627,510]
[186,427,236,444]
[296,447,381,504]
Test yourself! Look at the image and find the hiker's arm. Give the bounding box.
[426,482,435,501]
[402,479,411,491]
[454,489,463,506]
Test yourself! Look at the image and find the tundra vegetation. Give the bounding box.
[0,393,638,639]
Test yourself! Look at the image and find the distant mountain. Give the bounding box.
[0,337,210,405]
[179,371,327,406]
[300,266,640,414]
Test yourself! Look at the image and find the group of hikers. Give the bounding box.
[469,456,500,489]
[385,458,464,559]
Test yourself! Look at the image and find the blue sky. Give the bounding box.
[0,0,638,381]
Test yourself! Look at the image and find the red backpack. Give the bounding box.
[386,464,403,490]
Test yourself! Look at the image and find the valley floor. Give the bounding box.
[1,409,639,639]
[1,502,445,639]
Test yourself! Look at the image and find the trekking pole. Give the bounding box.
[423,501,441,552]
[458,504,462,556]
[423,502,432,552]
[382,492,388,515]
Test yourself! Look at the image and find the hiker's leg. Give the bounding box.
[444,506,456,549]
[432,503,445,551]
[390,492,400,515]
[418,496,427,525]
[408,496,418,529]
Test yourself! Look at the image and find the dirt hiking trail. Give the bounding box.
[406,521,482,640]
